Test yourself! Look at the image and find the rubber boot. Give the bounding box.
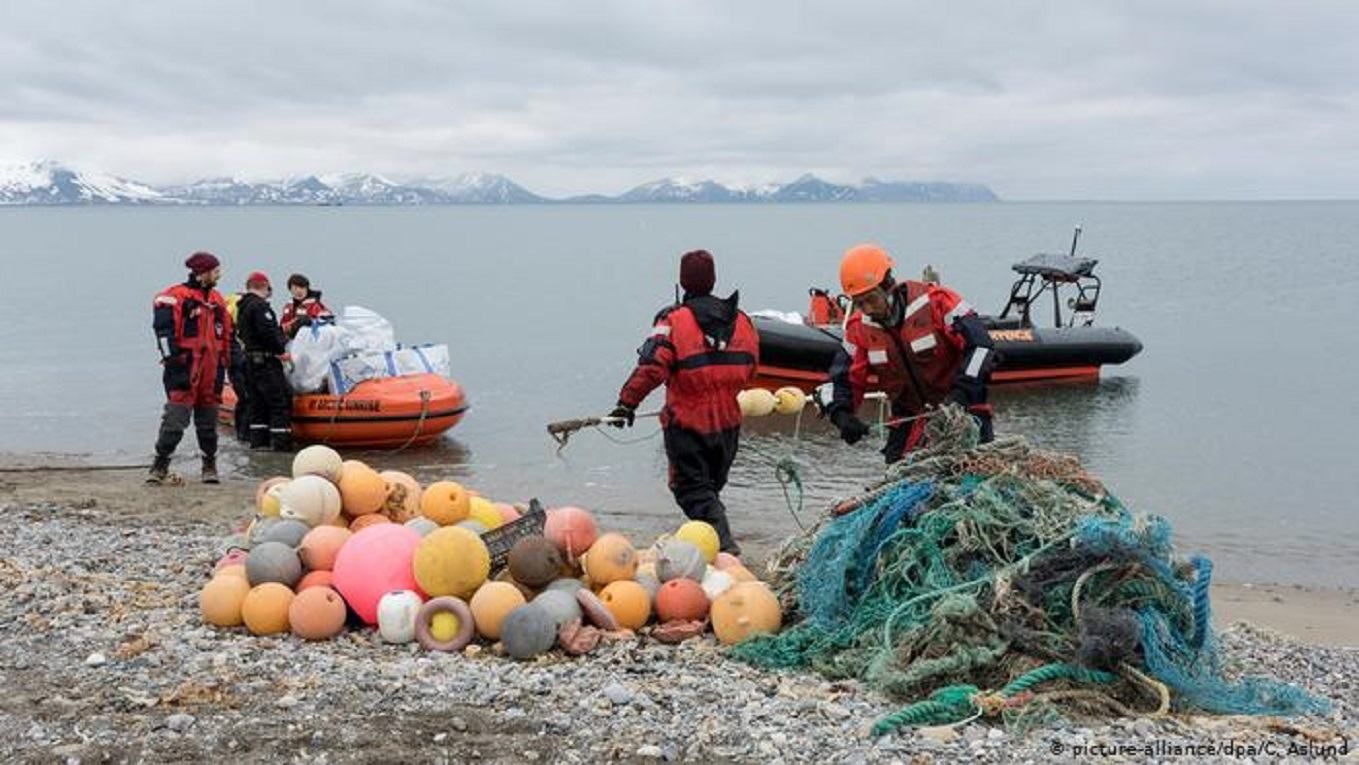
[201,455,220,484]
[248,426,271,451]
[146,455,172,485]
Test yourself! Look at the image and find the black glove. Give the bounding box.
[296,315,313,328]
[609,404,636,428]
[831,409,870,445]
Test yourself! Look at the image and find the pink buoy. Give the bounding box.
[495,502,521,525]
[214,548,249,571]
[331,524,424,624]
[544,506,598,559]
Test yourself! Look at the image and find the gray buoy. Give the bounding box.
[258,518,310,548]
[245,541,302,588]
[533,589,583,631]
[500,604,557,659]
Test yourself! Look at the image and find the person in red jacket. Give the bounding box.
[824,243,995,463]
[148,251,234,484]
[280,273,334,338]
[611,251,759,555]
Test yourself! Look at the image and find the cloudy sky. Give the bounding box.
[2,1,1356,199]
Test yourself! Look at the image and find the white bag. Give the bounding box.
[337,305,396,355]
[326,344,452,395]
[286,322,352,393]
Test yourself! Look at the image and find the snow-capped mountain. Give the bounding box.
[614,177,749,203]
[0,161,166,205]
[0,161,998,205]
[418,173,545,204]
[607,174,998,203]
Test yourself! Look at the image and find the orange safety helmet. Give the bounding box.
[839,243,895,297]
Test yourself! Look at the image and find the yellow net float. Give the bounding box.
[773,386,808,415]
[736,388,778,417]
[673,520,720,564]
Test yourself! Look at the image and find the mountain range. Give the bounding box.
[0,161,998,205]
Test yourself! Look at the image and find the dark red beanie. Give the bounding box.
[246,271,271,288]
[184,251,220,274]
[679,250,716,296]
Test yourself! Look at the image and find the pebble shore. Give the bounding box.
[1,498,1354,763]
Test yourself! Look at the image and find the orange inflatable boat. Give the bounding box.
[221,372,468,448]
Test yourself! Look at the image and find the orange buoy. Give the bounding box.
[298,526,352,572]
[215,563,248,581]
[200,575,251,627]
[599,580,651,630]
[468,581,526,640]
[289,585,348,640]
[544,506,598,559]
[710,582,782,645]
[583,533,637,585]
[338,461,387,516]
[379,470,423,522]
[420,480,471,526]
[349,513,391,532]
[655,578,710,623]
[725,564,758,583]
[241,582,296,635]
[296,569,335,591]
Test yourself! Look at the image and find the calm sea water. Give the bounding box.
[1,203,1356,586]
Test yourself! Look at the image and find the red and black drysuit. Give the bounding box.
[826,279,995,463]
[616,293,759,554]
[236,292,293,450]
[152,281,233,461]
[280,290,333,338]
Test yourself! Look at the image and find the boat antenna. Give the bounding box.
[1069,224,1083,257]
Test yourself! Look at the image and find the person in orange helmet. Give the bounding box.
[824,243,995,462]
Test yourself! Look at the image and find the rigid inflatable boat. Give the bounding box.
[755,231,1143,390]
[222,372,467,448]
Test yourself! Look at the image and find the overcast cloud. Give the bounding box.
[2,1,1356,198]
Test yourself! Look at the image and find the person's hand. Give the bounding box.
[609,404,636,428]
[296,316,313,328]
[831,410,870,445]
[277,353,292,363]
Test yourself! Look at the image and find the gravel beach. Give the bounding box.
[1,468,1355,763]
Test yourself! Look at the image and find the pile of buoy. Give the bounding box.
[201,445,783,658]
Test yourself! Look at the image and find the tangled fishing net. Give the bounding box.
[733,406,1329,735]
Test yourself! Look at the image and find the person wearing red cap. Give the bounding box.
[235,271,294,451]
[148,251,233,484]
[610,250,760,555]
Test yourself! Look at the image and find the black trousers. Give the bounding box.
[229,353,251,441]
[663,425,741,555]
[246,357,292,447]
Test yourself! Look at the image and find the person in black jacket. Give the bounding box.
[236,271,294,451]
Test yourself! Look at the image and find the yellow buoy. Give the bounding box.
[674,521,720,564]
[773,387,807,415]
[467,497,504,531]
[429,610,461,642]
[412,527,491,599]
[736,388,778,417]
